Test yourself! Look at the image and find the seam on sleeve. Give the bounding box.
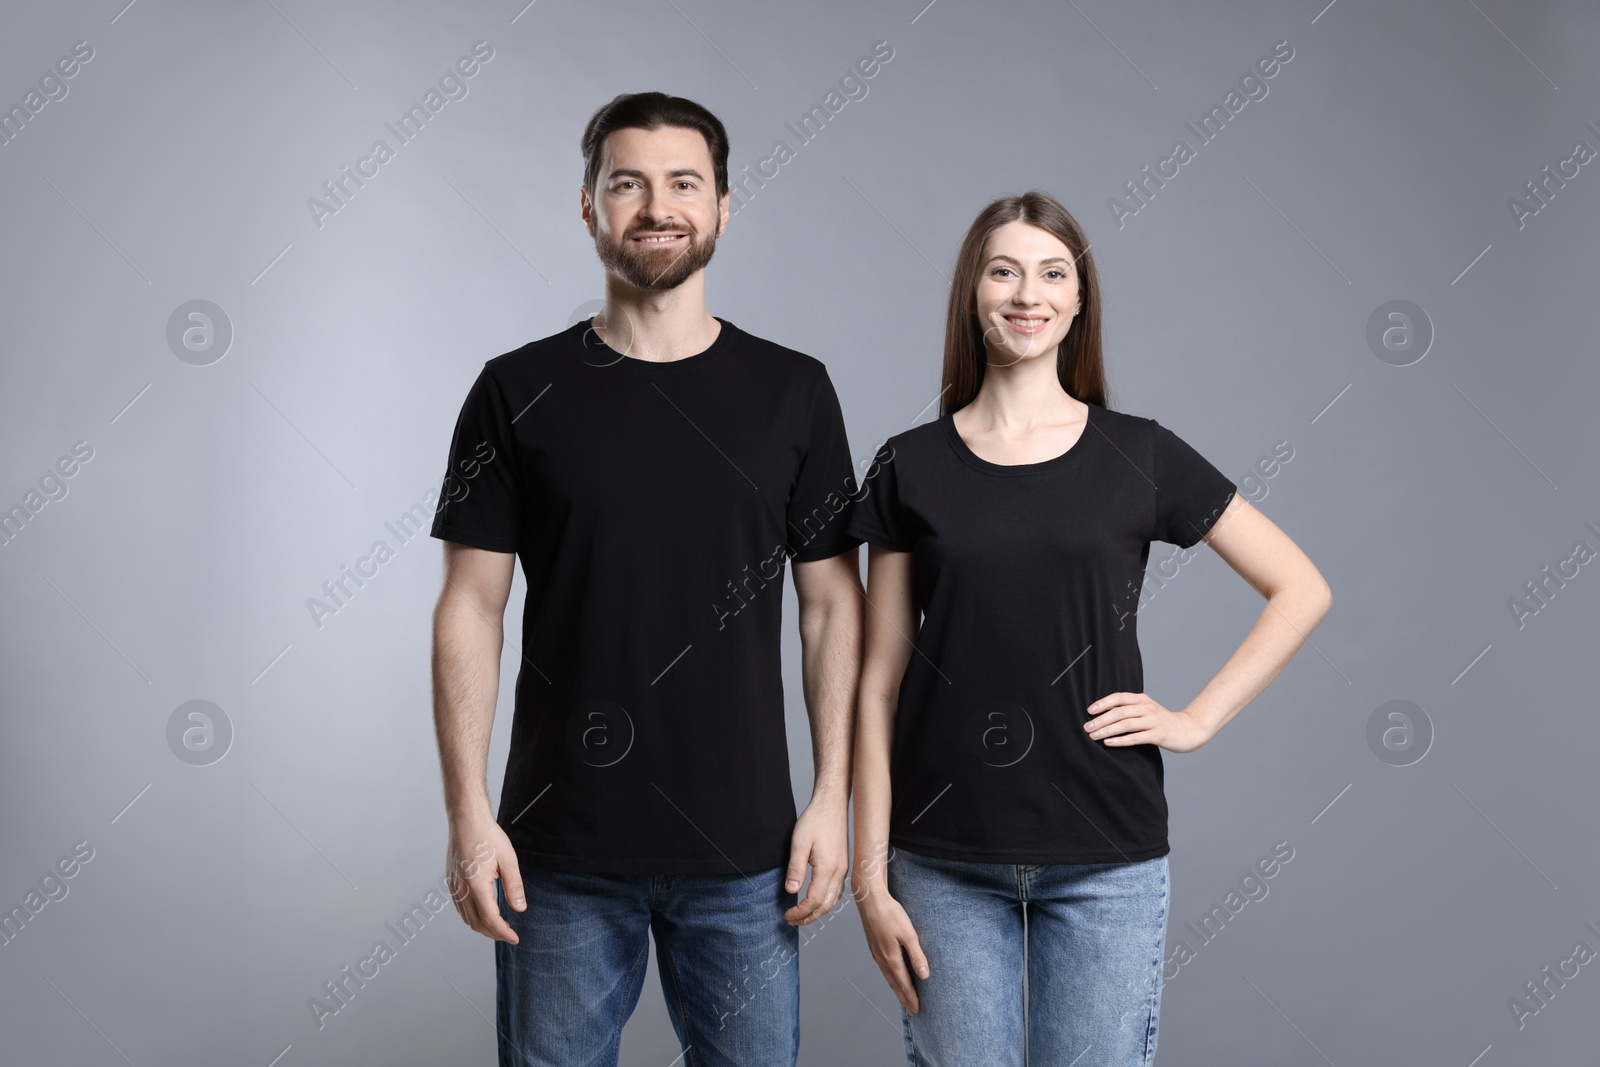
[430,525,518,553]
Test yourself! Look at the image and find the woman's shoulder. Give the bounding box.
[1087,403,1177,454]
[1091,405,1225,460]
[873,416,948,461]
[1087,403,1159,434]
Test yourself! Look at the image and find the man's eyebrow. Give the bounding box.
[606,167,707,181]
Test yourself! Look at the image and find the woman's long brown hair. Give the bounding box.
[939,191,1110,417]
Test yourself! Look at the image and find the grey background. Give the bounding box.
[2,0,1596,1063]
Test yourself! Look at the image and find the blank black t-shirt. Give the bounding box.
[845,403,1236,864]
[429,318,862,874]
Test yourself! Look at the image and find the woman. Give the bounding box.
[847,190,1331,1066]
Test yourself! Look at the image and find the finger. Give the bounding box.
[896,940,934,1017]
[784,845,808,895]
[446,869,471,914]
[449,865,480,923]
[788,875,829,925]
[904,976,920,1015]
[1104,727,1160,747]
[1088,712,1143,738]
[1086,692,1136,716]
[783,892,816,924]
[501,857,526,911]
[803,868,845,922]
[474,877,519,944]
[904,932,931,981]
[825,876,851,921]
[1085,709,1137,737]
[794,879,844,925]
[464,880,503,940]
[1087,698,1156,731]
[876,949,916,1012]
[821,868,849,914]
[457,879,489,933]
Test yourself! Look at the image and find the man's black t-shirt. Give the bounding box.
[845,403,1236,865]
[430,318,862,874]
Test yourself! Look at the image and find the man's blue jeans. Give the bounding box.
[887,846,1169,1066]
[493,866,800,1067]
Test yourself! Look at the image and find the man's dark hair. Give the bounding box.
[580,92,730,201]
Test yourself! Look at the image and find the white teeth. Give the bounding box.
[638,234,683,242]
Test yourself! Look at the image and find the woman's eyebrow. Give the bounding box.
[985,254,1072,266]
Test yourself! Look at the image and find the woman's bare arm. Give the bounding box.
[851,544,931,1010]
[1085,493,1333,751]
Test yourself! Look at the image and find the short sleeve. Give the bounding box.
[1150,420,1237,548]
[843,439,912,552]
[785,367,865,563]
[429,364,521,553]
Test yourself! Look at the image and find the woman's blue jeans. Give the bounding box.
[887,845,1170,1066]
[493,866,800,1067]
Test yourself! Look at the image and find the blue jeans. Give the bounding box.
[493,866,800,1066]
[887,846,1169,1066]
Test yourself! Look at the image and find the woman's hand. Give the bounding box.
[1084,692,1214,754]
[853,877,930,1013]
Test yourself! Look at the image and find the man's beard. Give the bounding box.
[595,222,718,291]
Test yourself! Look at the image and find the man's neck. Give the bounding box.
[595,276,720,363]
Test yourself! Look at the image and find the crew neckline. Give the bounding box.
[576,315,736,374]
[941,403,1100,476]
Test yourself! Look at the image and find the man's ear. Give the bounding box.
[580,186,595,236]
[716,190,730,237]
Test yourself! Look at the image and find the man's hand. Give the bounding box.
[783,794,849,926]
[445,815,524,944]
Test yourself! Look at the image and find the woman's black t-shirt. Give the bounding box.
[845,403,1237,864]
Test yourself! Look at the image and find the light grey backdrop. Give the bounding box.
[3,0,1597,1063]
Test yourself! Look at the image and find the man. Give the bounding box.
[428,91,864,1067]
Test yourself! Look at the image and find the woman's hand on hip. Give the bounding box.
[1084,691,1214,754]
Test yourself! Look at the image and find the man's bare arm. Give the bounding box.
[782,547,864,924]
[432,541,524,942]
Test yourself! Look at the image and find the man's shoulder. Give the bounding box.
[482,323,584,379]
[724,321,832,381]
